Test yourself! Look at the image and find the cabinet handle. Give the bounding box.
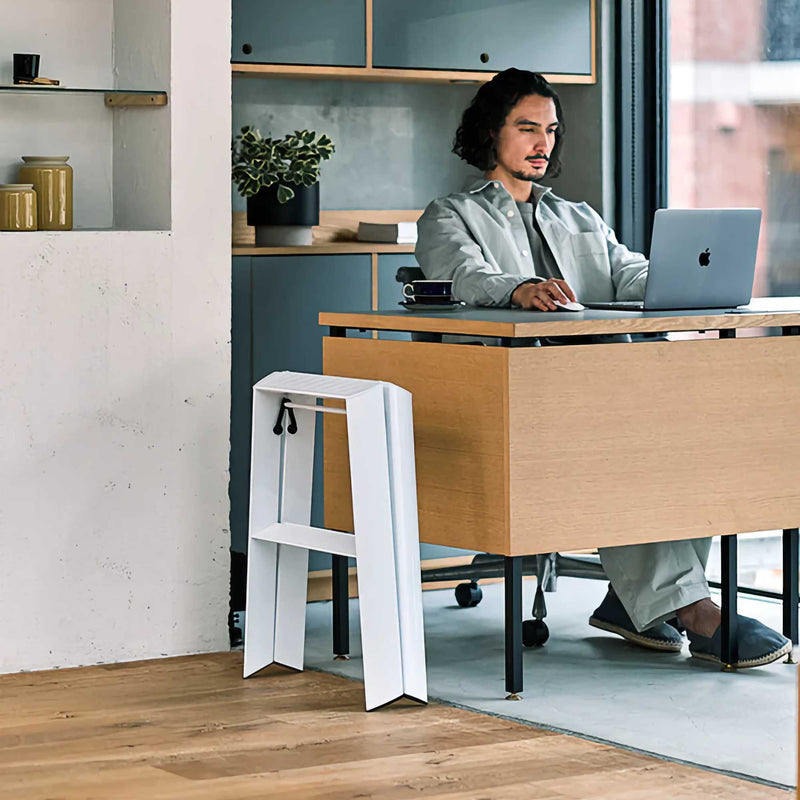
[480,53,490,63]
[242,43,253,55]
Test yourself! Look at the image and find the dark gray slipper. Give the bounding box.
[688,615,792,668]
[589,588,684,652]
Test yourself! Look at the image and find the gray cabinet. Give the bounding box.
[372,0,592,75]
[251,254,371,382]
[230,254,371,570]
[232,0,366,66]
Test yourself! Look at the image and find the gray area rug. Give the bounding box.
[302,576,797,788]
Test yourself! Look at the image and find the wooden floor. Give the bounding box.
[0,652,789,799]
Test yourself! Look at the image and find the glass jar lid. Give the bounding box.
[21,156,70,163]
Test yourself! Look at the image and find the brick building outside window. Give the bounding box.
[669,0,800,297]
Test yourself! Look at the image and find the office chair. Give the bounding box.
[395,266,608,646]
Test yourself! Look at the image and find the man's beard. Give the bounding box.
[511,158,548,182]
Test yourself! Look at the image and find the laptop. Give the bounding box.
[583,208,762,311]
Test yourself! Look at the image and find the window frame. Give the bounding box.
[614,0,669,256]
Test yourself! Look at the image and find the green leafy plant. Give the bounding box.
[231,126,335,204]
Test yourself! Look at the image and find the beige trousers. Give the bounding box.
[598,538,713,631]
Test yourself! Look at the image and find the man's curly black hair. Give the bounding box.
[453,68,566,179]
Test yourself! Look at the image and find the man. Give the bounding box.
[416,68,790,668]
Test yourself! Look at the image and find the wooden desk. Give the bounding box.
[319,302,800,696]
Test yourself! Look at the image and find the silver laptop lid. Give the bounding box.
[644,208,762,310]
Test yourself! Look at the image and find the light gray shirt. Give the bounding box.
[415,177,648,307]
[516,194,562,283]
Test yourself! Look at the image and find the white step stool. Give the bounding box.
[244,371,427,710]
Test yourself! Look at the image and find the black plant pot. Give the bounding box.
[247,182,319,246]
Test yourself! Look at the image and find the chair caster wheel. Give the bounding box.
[455,581,483,607]
[523,619,549,647]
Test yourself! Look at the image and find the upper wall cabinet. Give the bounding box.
[372,0,592,76]
[232,0,366,66]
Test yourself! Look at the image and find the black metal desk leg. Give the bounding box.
[720,534,739,670]
[332,555,350,659]
[780,324,798,658]
[783,528,799,662]
[504,556,523,699]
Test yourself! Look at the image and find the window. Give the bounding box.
[766,0,800,60]
[668,0,800,296]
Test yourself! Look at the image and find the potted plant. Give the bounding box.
[232,126,335,246]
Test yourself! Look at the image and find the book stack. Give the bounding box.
[357,221,417,244]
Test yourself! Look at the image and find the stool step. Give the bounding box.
[255,371,382,401]
[251,521,357,558]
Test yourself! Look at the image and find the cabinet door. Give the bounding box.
[251,256,371,568]
[232,0,366,66]
[372,0,592,76]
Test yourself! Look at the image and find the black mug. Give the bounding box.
[13,53,40,83]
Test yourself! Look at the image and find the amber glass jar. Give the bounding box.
[0,184,37,231]
[18,156,73,230]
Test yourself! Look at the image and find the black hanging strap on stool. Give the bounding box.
[272,397,298,435]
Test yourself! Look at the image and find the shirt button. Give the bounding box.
[522,249,529,257]
[493,182,500,188]
[507,210,514,218]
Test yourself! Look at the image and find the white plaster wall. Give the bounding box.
[0,1,232,672]
[113,0,172,230]
[0,0,114,228]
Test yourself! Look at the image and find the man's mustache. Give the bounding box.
[526,155,549,163]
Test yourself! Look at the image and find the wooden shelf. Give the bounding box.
[231,63,595,85]
[234,242,416,256]
[232,210,422,255]
[0,86,168,106]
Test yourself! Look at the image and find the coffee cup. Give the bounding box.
[13,53,40,83]
[402,279,453,304]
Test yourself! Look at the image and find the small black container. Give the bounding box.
[246,181,319,227]
[13,53,40,83]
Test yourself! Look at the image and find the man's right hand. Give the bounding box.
[511,278,577,311]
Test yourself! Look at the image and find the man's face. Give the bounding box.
[491,94,559,183]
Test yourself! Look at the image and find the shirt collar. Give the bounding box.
[466,176,553,202]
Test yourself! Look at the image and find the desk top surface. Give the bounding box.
[320,297,800,337]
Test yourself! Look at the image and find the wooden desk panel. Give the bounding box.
[507,337,800,553]
[323,338,511,553]
[323,334,800,557]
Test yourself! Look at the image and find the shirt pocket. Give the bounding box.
[569,231,610,274]
[570,231,607,257]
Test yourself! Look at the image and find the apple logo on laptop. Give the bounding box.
[698,248,711,267]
